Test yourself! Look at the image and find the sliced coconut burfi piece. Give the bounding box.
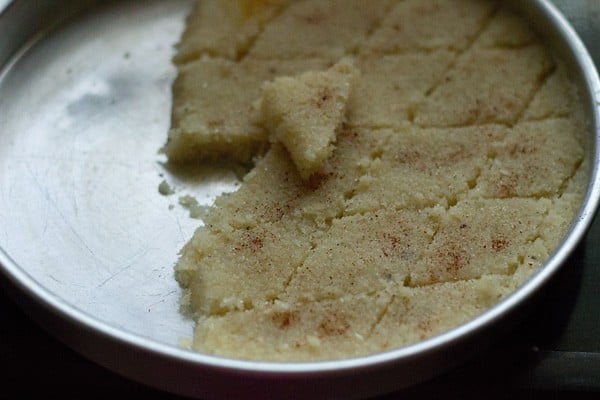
[347,51,454,128]
[364,0,497,53]
[258,59,358,179]
[249,0,394,60]
[475,119,584,198]
[163,57,330,162]
[173,0,292,63]
[192,291,392,361]
[414,44,554,127]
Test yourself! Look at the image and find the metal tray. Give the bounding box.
[1,1,599,399]
[0,0,199,347]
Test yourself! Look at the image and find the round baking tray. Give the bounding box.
[0,1,599,399]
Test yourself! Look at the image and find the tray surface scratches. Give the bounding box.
[0,1,220,346]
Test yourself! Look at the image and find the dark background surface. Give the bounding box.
[1,1,600,399]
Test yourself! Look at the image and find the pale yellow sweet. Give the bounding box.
[364,0,498,53]
[173,0,292,63]
[413,44,555,126]
[524,64,580,120]
[475,119,584,198]
[369,272,528,350]
[163,57,331,162]
[347,51,454,128]
[164,0,394,163]
[170,0,588,361]
[257,60,358,179]
[284,208,438,302]
[197,128,388,232]
[345,124,507,214]
[192,292,393,361]
[409,198,556,286]
[476,5,538,48]
[248,0,395,60]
